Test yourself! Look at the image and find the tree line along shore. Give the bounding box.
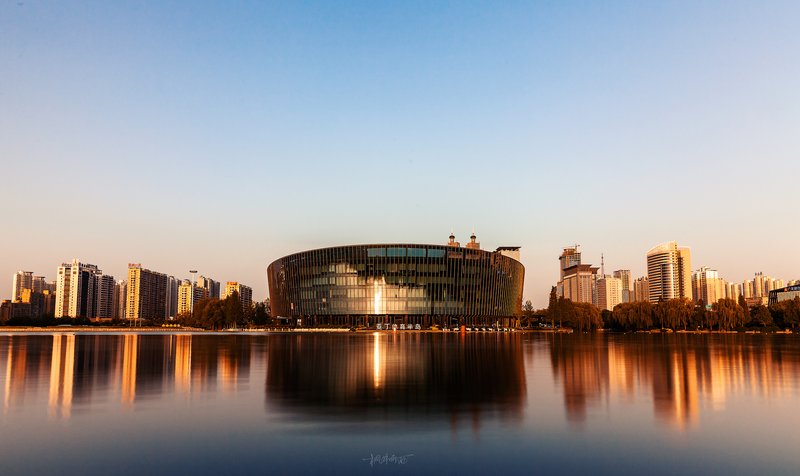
[520,288,800,333]
[2,290,800,333]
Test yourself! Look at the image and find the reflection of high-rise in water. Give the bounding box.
[215,336,251,394]
[73,335,122,405]
[3,336,52,412]
[134,336,173,399]
[174,335,192,396]
[265,333,527,434]
[121,334,137,406]
[546,334,800,429]
[169,335,252,397]
[549,334,610,424]
[48,334,75,419]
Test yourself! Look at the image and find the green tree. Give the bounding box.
[600,309,613,328]
[738,295,751,322]
[712,298,744,331]
[572,302,602,332]
[521,300,535,328]
[611,301,654,331]
[224,291,244,328]
[547,287,559,328]
[252,302,270,326]
[770,297,800,330]
[556,297,575,329]
[658,298,693,330]
[750,305,773,327]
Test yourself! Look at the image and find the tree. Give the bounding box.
[691,299,707,329]
[547,287,559,328]
[521,300,535,328]
[712,298,744,331]
[738,295,751,322]
[771,297,800,330]
[252,302,270,326]
[556,297,575,329]
[224,291,244,328]
[572,302,602,332]
[600,309,613,328]
[611,301,654,331]
[659,298,693,330]
[750,305,773,327]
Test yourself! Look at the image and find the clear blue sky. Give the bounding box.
[2,1,798,306]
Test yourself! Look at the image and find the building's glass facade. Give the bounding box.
[267,244,524,327]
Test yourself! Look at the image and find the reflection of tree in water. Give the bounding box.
[265,333,526,428]
[546,333,800,429]
[548,334,608,424]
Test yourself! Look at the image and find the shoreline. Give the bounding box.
[0,326,793,335]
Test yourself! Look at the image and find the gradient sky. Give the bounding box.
[1,1,798,307]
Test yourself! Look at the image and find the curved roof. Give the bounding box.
[646,241,678,256]
[269,243,521,267]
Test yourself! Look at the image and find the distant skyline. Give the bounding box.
[2,1,799,307]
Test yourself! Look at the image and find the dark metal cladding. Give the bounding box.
[267,244,524,327]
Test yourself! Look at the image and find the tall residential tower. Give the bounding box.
[646,242,692,303]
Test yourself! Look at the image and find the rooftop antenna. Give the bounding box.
[601,253,605,276]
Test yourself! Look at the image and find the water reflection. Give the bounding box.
[1,333,799,430]
[265,333,527,435]
[2,334,255,418]
[548,334,800,429]
[1,333,799,475]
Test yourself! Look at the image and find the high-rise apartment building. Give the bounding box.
[31,276,49,293]
[559,247,582,279]
[20,288,55,317]
[196,276,220,299]
[115,280,127,319]
[743,280,753,299]
[11,271,33,302]
[646,242,692,303]
[753,273,765,298]
[691,267,725,306]
[165,276,179,319]
[127,264,168,320]
[177,280,192,315]
[613,269,632,303]
[560,265,599,305]
[55,260,102,318]
[224,282,253,311]
[94,274,116,319]
[597,276,623,311]
[633,276,649,302]
[177,280,208,315]
[556,246,598,305]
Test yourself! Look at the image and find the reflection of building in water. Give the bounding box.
[652,351,699,429]
[1,334,256,413]
[4,336,52,412]
[265,334,526,435]
[121,334,138,406]
[134,336,172,399]
[548,335,800,429]
[549,335,610,423]
[49,334,75,419]
[174,335,192,396]
[216,337,250,394]
[73,335,122,406]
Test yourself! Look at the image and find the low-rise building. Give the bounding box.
[768,285,800,306]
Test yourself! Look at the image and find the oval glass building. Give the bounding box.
[267,235,524,327]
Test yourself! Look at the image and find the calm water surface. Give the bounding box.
[1,332,798,475]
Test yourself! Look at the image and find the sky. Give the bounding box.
[1,0,799,307]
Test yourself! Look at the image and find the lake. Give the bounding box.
[0,332,798,475]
